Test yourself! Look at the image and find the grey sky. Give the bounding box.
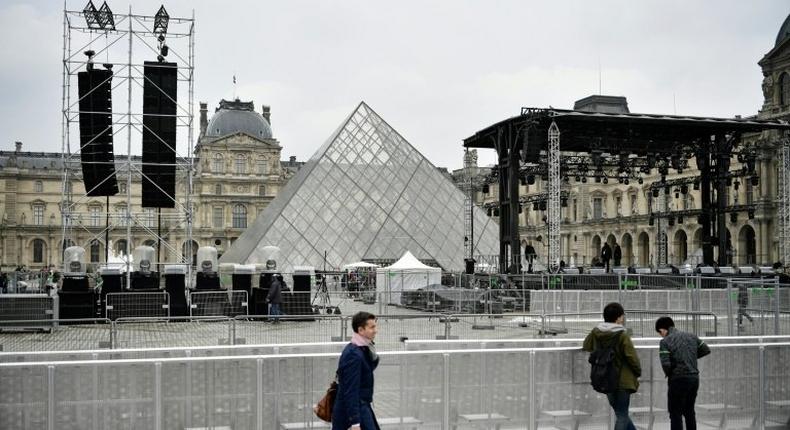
[0,1,787,170]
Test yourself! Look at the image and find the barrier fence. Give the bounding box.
[0,310,718,353]
[1,342,788,430]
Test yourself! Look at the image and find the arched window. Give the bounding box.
[235,155,247,175]
[232,204,247,228]
[212,154,224,173]
[33,239,46,263]
[34,181,43,193]
[781,72,790,107]
[215,183,222,195]
[90,240,101,262]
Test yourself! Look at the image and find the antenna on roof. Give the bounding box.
[598,55,602,95]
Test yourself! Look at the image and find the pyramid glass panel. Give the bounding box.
[221,102,499,272]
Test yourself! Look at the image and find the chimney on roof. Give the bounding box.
[199,102,208,136]
[14,141,22,152]
[289,155,296,164]
[262,105,271,125]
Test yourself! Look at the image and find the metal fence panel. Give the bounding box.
[0,294,57,327]
[1,343,787,430]
[190,291,248,317]
[106,292,169,320]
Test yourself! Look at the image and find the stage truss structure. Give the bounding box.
[61,3,195,284]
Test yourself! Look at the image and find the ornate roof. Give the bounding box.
[205,99,273,139]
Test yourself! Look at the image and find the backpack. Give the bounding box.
[588,331,622,394]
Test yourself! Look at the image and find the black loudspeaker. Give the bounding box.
[521,127,542,163]
[61,276,90,292]
[78,68,118,196]
[195,272,221,290]
[164,273,187,317]
[130,272,160,291]
[251,287,269,316]
[59,290,97,320]
[464,258,475,275]
[292,275,311,292]
[232,274,252,296]
[142,61,177,208]
[99,273,124,316]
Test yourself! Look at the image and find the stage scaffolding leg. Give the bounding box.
[548,121,561,272]
[657,191,667,267]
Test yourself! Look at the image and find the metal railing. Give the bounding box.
[0,309,720,353]
[1,342,788,430]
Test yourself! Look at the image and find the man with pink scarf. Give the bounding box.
[332,312,380,430]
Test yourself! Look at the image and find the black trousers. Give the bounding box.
[668,376,699,430]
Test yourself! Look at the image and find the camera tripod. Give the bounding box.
[312,276,340,314]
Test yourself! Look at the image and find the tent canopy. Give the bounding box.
[383,251,439,271]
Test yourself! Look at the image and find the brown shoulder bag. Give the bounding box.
[314,378,337,422]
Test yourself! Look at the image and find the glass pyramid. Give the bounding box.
[220,102,499,272]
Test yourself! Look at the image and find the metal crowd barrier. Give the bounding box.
[1,342,788,430]
[105,291,169,320]
[0,309,721,353]
[189,290,248,317]
[0,294,57,325]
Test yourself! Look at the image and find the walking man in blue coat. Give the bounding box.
[332,311,380,430]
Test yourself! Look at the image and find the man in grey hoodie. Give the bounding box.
[583,302,641,430]
[656,316,711,430]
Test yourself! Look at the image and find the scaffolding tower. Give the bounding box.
[547,121,561,272]
[61,3,195,285]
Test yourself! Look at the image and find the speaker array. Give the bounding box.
[77,68,119,196]
[141,61,178,208]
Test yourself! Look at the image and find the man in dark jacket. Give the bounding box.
[601,243,613,272]
[524,243,537,273]
[656,316,711,430]
[613,243,622,267]
[333,311,380,430]
[583,302,641,430]
[267,274,284,323]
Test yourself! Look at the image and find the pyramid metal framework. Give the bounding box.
[220,102,499,272]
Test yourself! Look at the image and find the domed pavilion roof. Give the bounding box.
[206,98,272,139]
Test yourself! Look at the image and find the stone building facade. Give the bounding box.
[0,99,299,271]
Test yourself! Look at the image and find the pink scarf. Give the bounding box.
[351,332,370,347]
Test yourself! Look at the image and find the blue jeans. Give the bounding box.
[269,303,282,321]
[606,390,636,430]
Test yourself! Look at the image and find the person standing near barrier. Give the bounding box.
[267,274,284,323]
[525,243,537,273]
[613,242,622,267]
[583,302,641,430]
[736,284,753,327]
[333,311,380,430]
[601,242,613,273]
[655,316,711,430]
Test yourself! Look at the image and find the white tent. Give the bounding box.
[375,251,442,305]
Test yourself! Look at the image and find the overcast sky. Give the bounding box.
[1,1,787,170]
